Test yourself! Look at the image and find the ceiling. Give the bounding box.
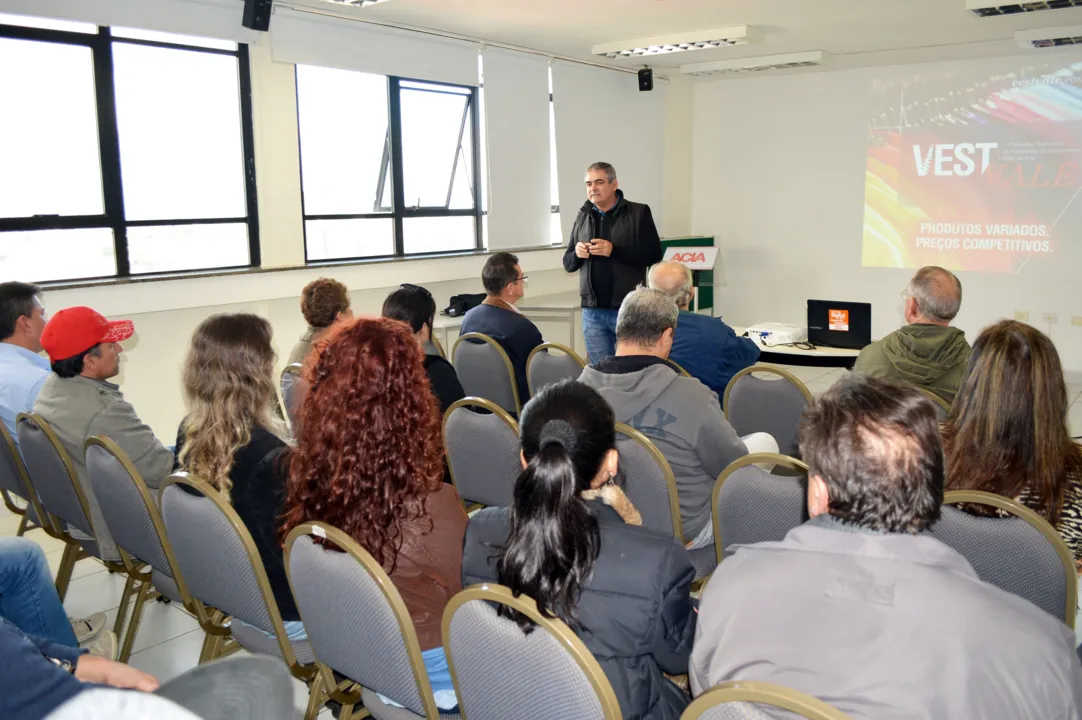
[285,0,1082,76]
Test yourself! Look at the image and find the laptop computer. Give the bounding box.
[807,300,872,350]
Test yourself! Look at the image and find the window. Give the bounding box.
[0,16,258,283]
[549,67,562,245]
[297,69,482,262]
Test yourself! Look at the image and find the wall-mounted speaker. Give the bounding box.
[638,68,654,92]
[242,0,273,32]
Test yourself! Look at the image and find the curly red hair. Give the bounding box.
[281,317,443,570]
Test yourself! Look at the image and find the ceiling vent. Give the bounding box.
[1015,24,1082,46]
[592,26,762,59]
[680,51,826,77]
[967,0,1082,16]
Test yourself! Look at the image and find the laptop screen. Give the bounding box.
[807,300,872,350]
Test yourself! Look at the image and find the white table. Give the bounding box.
[432,291,582,358]
[730,325,863,369]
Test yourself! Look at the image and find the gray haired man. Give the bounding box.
[854,266,970,403]
[577,288,775,549]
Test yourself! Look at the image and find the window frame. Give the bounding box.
[297,72,483,264]
[0,21,260,281]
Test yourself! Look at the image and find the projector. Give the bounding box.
[745,323,808,346]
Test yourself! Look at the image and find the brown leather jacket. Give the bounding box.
[388,484,468,650]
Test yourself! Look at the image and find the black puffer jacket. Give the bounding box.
[461,500,696,720]
[562,190,663,309]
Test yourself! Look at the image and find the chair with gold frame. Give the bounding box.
[280,363,305,431]
[682,681,851,720]
[159,473,321,717]
[443,583,622,720]
[932,490,1077,628]
[0,421,46,537]
[914,386,951,421]
[442,397,521,509]
[526,342,586,398]
[723,365,814,458]
[712,454,810,565]
[664,358,692,378]
[285,522,462,720]
[452,332,521,416]
[84,437,234,663]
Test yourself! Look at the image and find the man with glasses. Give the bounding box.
[0,282,50,450]
[854,266,971,404]
[460,252,543,405]
[563,162,663,365]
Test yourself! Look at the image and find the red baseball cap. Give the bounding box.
[40,307,135,362]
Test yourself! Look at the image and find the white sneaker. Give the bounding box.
[69,613,107,644]
[82,629,118,660]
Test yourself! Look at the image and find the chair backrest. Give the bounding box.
[915,386,950,421]
[85,437,190,598]
[713,454,809,563]
[285,523,437,718]
[664,358,692,378]
[931,490,1076,627]
[443,584,622,720]
[723,366,813,457]
[0,422,49,530]
[682,681,851,720]
[280,363,304,430]
[526,343,585,398]
[452,332,521,415]
[159,472,300,664]
[442,398,521,507]
[16,413,94,537]
[614,422,683,542]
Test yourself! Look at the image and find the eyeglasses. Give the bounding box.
[401,283,432,299]
[516,275,529,284]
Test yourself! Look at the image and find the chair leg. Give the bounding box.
[117,580,151,663]
[198,631,224,664]
[303,670,326,720]
[113,573,137,639]
[54,544,79,602]
[15,514,29,537]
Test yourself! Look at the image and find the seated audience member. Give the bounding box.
[459,252,543,404]
[647,261,759,399]
[463,380,696,720]
[0,282,49,449]
[690,374,1082,718]
[942,320,1082,628]
[854,265,970,403]
[35,307,174,562]
[382,284,465,415]
[282,317,467,713]
[0,537,112,657]
[578,288,774,549]
[288,277,352,366]
[174,314,299,636]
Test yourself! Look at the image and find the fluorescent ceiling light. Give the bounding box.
[312,0,393,7]
[592,26,762,59]
[680,51,826,76]
[967,0,1082,16]
[1015,24,1082,48]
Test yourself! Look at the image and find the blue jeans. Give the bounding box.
[0,538,77,647]
[581,308,619,365]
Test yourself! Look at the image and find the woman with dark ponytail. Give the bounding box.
[462,380,696,720]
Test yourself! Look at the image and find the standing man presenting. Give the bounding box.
[563,162,662,365]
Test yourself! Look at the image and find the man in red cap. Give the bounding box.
[33,307,174,562]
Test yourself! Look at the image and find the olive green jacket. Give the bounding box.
[853,324,972,404]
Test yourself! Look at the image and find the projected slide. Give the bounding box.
[862,59,1082,273]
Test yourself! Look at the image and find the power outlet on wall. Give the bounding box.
[1072,316,1082,327]
[1043,313,1058,325]
[1014,310,1029,322]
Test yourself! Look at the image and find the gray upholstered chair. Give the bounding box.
[285,522,461,720]
[526,342,586,398]
[915,386,951,421]
[723,365,814,458]
[664,358,692,378]
[452,332,520,416]
[85,437,230,663]
[682,681,851,720]
[712,454,809,564]
[443,584,621,720]
[0,422,45,537]
[442,398,521,508]
[930,490,1076,627]
[16,413,119,601]
[280,363,305,431]
[159,472,321,716]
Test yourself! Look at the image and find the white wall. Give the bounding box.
[690,53,1082,376]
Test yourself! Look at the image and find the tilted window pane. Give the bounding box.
[127,223,249,274]
[305,218,395,261]
[112,43,246,221]
[297,65,389,216]
[0,38,103,218]
[0,229,115,283]
[400,87,471,209]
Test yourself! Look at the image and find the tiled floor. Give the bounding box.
[3,362,1078,718]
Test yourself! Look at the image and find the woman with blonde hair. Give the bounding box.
[174,313,301,636]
